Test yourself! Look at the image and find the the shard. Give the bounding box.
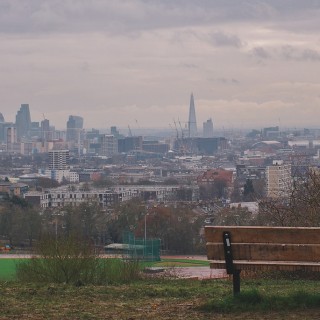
[188,93,197,137]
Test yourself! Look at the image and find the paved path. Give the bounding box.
[169,267,227,279]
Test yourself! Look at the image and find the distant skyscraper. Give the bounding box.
[15,104,31,140]
[41,119,51,141]
[203,118,214,138]
[99,134,118,157]
[188,93,197,137]
[66,115,83,141]
[6,127,17,153]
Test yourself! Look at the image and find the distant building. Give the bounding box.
[29,121,40,137]
[0,112,6,142]
[6,127,17,153]
[0,182,29,197]
[266,160,292,198]
[197,168,234,186]
[0,122,14,143]
[15,104,31,140]
[174,137,227,155]
[25,189,123,208]
[66,115,83,141]
[99,134,118,157]
[51,170,79,183]
[110,126,121,138]
[188,93,197,137]
[203,118,214,138]
[49,150,70,170]
[251,141,282,154]
[41,119,51,141]
[142,141,169,154]
[118,136,142,153]
[263,126,279,139]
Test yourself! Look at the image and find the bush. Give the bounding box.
[16,235,141,285]
[95,258,141,284]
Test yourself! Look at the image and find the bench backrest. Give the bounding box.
[205,226,320,263]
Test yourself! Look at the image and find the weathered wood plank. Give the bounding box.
[210,260,320,272]
[206,243,320,262]
[205,226,320,244]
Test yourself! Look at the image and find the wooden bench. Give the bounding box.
[205,226,320,295]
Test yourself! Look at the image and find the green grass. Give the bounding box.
[200,288,320,313]
[0,259,22,280]
[0,278,320,319]
[1,257,209,281]
[144,258,210,268]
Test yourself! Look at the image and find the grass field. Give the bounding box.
[0,257,210,280]
[146,258,210,268]
[1,257,320,318]
[0,258,22,280]
[0,278,320,319]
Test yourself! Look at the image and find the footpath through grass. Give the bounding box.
[1,278,320,319]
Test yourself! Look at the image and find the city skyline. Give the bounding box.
[0,1,320,129]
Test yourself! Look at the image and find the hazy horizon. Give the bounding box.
[1,1,320,130]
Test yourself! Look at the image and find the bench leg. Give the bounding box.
[233,270,241,295]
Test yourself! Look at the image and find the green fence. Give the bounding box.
[122,232,161,261]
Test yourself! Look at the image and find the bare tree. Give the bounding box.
[257,168,320,227]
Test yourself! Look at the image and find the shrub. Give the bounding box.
[16,234,141,285]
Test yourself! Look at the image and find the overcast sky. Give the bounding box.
[1,0,320,131]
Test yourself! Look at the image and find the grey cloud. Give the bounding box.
[251,47,271,59]
[210,77,240,85]
[0,0,319,35]
[210,32,243,48]
[281,46,320,62]
[181,63,198,69]
[300,49,320,62]
[250,46,320,63]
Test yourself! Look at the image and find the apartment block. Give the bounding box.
[266,160,292,198]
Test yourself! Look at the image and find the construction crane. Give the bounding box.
[178,118,184,139]
[173,119,179,139]
[128,125,133,137]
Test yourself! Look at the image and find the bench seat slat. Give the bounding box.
[206,243,320,262]
[205,226,320,244]
[210,260,320,272]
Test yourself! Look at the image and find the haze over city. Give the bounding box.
[1,0,320,130]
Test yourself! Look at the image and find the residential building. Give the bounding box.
[266,160,292,198]
[24,189,124,208]
[49,150,70,170]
